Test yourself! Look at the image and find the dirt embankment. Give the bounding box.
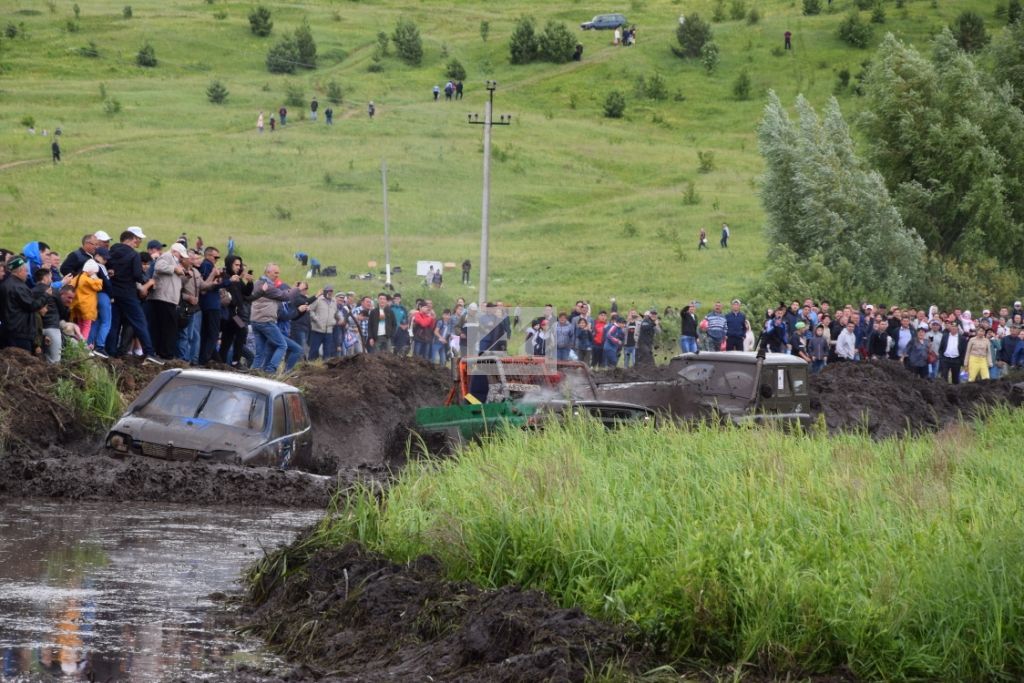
[243,542,644,682]
[0,349,448,507]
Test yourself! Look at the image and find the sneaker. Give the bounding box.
[143,355,165,366]
[90,349,109,359]
[133,349,144,357]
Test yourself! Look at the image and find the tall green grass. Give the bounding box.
[316,411,1024,679]
[53,345,124,430]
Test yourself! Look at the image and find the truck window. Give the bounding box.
[774,367,791,397]
[789,368,807,395]
[271,395,288,438]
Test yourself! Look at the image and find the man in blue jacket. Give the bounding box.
[104,227,161,363]
[724,299,747,351]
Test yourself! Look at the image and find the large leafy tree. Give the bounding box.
[992,19,1024,108]
[859,32,1024,268]
[757,92,925,303]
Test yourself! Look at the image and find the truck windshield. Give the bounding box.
[140,379,268,431]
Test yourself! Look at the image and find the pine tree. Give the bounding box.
[294,19,316,68]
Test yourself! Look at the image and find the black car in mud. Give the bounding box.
[105,369,313,470]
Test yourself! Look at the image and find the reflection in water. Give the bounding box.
[0,501,321,681]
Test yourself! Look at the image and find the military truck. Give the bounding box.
[596,351,811,425]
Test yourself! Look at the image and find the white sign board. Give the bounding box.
[416,260,443,276]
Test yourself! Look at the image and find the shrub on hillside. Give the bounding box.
[480,20,489,42]
[266,37,298,73]
[509,16,538,64]
[1010,0,1023,24]
[871,3,886,23]
[603,90,626,118]
[643,72,668,99]
[122,5,132,19]
[747,7,760,24]
[326,80,343,104]
[248,6,272,37]
[284,81,304,107]
[5,23,19,38]
[136,43,157,67]
[294,19,316,68]
[77,40,99,58]
[375,31,389,56]
[837,12,873,48]
[206,80,228,104]
[445,58,466,81]
[733,70,752,100]
[803,0,821,16]
[712,0,726,22]
[951,10,989,52]
[674,13,712,58]
[701,40,720,73]
[392,18,423,65]
[539,20,576,63]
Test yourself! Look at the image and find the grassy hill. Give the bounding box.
[0,0,995,309]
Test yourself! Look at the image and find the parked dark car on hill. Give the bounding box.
[105,369,313,470]
[580,13,628,30]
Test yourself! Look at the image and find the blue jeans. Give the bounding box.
[308,330,335,360]
[679,335,698,353]
[290,328,309,357]
[556,347,571,361]
[177,311,201,362]
[87,292,112,349]
[413,340,432,361]
[623,347,636,368]
[811,360,826,374]
[253,321,303,373]
[106,295,155,357]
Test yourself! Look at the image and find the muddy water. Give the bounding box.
[0,501,321,681]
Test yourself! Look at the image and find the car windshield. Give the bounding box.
[140,379,268,431]
[677,361,755,397]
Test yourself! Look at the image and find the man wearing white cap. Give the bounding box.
[150,242,188,359]
[104,227,161,364]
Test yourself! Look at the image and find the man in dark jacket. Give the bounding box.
[367,293,397,353]
[104,227,160,363]
[679,304,698,353]
[197,245,225,365]
[637,309,660,366]
[938,319,968,384]
[724,299,747,351]
[1,256,48,352]
[60,233,98,276]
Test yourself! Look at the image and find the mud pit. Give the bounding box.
[243,542,644,682]
[0,349,447,507]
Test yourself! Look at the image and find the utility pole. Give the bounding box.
[468,81,511,307]
[381,159,392,288]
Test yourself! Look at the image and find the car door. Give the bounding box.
[285,393,313,469]
[268,394,294,469]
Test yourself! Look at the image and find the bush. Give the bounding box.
[871,3,886,23]
[603,90,626,118]
[733,70,752,100]
[747,6,760,24]
[1010,0,1023,24]
[836,67,851,90]
[248,6,272,37]
[65,20,79,33]
[803,0,821,16]
[392,18,423,65]
[73,3,80,18]
[951,10,989,52]
[509,16,538,64]
[77,40,99,58]
[644,72,668,99]
[701,40,720,73]
[122,5,132,19]
[712,0,727,22]
[103,97,121,116]
[294,19,316,68]
[480,20,489,42]
[682,179,701,204]
[5,23,19,38]
[206,79,228,104]
[266,37,298,73]
[674,13,713,58]
[136,43,157,67]
[837,12,873,48]
[20,115,35,129]
[729,0,747,21]
[284,81,304,107]
[375,31,389,56]
[326,80,343,105]
[445,58,466,81]
[539,20,576,63]
[698,150,716,173]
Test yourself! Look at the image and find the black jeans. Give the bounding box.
[726,336,744,351]
[220,318,248,366]
[151,300,179,359]
[940,358,962,384]
[198,308,222,364]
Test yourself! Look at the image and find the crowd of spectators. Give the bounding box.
[0,231,1020,385]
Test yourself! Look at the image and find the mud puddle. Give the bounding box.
[0,500,321,681]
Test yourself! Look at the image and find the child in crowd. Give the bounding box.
[71,259,103,347]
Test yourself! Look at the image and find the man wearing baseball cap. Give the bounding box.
[105,227,161,364]
[0,255,49,351]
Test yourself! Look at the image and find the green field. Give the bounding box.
[281,410,1024,679]
[0,0,997,307]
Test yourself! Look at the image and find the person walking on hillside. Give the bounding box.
[269,115,276,132]
[257,111,264,133]
[279,106,287,126]
[720,222,730,248]
[461,259,471,285]
[310,97,319,122]
[698,227,708,250]
[455,81,464,99]
[368,101,375,119]
[51,139,61,163]
[325,107,333,125]
[433,84,440,101]
[784,30,792,50]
